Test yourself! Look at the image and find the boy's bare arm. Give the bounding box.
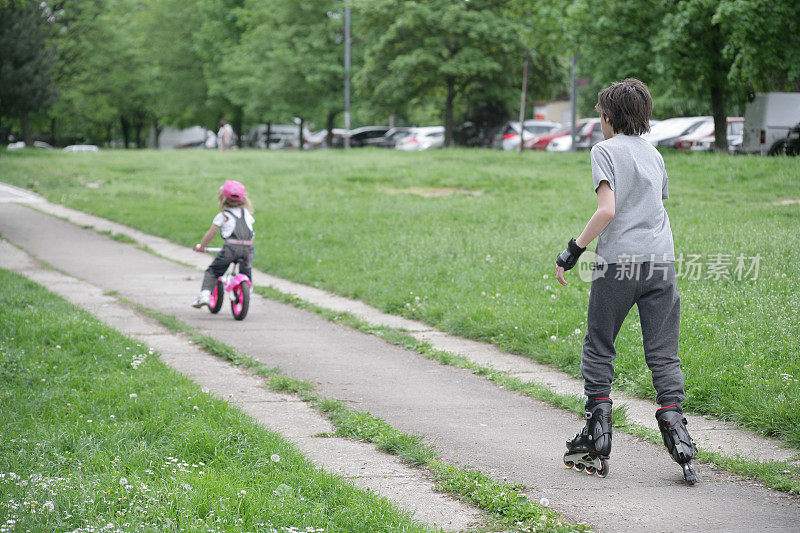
[197,224,220,252]
[555,182,615,286]
[576,181,615,248]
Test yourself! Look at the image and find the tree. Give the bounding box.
[356,0,526,146]
[0,1,57,146]
[225,0,347,145]
[194,0,246,142]
[656,0,740,152]
[715,0,800,93]
[137,0,214,135]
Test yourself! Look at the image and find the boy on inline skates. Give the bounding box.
[554,78,698,485]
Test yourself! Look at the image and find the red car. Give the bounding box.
[524,118,595,150]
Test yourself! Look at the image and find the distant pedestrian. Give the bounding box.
[192,180,254,308]
[217,118,237,151]
[555,78,698,485]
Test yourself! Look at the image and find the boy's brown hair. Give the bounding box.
[595,78,652,135]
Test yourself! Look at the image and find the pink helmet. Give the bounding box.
[219,180,246,201]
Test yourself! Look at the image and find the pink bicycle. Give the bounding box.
[195,246,252,320]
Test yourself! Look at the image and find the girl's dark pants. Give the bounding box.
[582,262,684,407]
[202,243,253,291]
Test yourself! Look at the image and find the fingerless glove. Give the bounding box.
[556,238,586,271]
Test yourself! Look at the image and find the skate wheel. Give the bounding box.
[563,452,575,469]
[682,462,698,485]
[574,463,585,472]
[585,466,596,474]
[596,459,609,478]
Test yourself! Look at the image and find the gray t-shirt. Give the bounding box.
[590,134,674,263]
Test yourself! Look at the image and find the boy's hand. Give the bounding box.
[555,265,567,286]
[555,238,586,286]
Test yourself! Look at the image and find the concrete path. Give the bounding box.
[1,193,799,532]
[0,235,483,531]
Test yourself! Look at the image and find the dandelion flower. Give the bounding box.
[550,335,557,341]
[43,501,55,512]
[270,454,281,463]
[238,489,247,497]
[574,328,581,335]
[119,477,128,486]
[540,497,550,507]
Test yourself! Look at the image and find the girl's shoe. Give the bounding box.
[192,292,210,308]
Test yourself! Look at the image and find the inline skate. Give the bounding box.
[563,400,612,477]
[656,404,698,485]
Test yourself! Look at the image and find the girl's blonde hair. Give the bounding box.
[218,190,254,213]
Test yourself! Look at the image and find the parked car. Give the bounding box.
[784,122,800,156]
[741,92,800,155]
[675,117,743,151]
[63,145,99,152]
[396,126,445,151]
[492,119,561,150]
[246,124,312,149]
[540,119,604,151]
[641,117,711,147]
[525,124,572,150]
[6,141,26,150]
[373,127,411,148]
[350,126,392,147]
[156,126,210,149]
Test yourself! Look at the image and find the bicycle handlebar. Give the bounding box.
[194,244,222,253]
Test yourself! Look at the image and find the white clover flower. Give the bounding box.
[238,489,247,497]
[119,477,128,486]
[574,328,581,335]
[540,497,550,507]
[193,405,199,411]
[550,294,556,299]
[129,393,137,399]
[550,335,557,341]
[270,454,281,463]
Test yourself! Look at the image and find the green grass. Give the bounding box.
[0,269,438,532]
[2,148,799,447]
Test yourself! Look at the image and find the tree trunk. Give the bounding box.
[298,118,304,150]
[233,107,244,148]
[710,80,728,154]
[134,121,143,149]
[266,122,272,149]
[154,119,163,149]
[21,111,32,147]
[444,77,455,148]
[518,50,531,153]
[120,116,130,149]
[50,117,56,146]
[325,111,336,148]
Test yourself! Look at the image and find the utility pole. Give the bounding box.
[518,49,530,154]
[570,52,578,152]
[344,0,351,149]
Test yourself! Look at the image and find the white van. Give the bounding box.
[741,93,800,155]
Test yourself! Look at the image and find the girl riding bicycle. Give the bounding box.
[192,180,255,308]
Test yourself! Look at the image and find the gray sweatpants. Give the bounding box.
[581,262,684,407]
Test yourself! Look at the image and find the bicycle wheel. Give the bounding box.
[209,281,224,314]
[231,283,250,320]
